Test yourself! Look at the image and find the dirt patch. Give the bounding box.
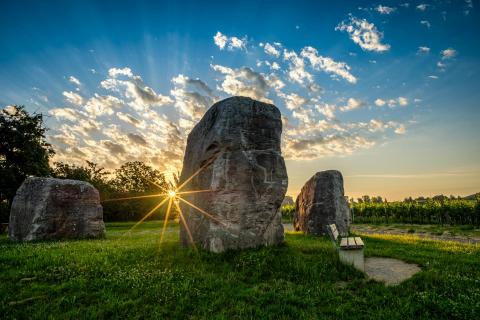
[365,257,421,286]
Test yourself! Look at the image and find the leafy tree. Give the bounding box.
[104,161,170,221]
[52,161,111,196]
[111,161,168,194]
[0,106,54,221]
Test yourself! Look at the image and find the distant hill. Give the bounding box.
[464,192,480,200]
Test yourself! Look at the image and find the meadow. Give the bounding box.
[1,221,479,319]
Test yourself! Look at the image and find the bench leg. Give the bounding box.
[339,248,364,272]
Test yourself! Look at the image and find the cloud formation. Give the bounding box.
[375,5,396,14]
[262,42,281,58]
[68,76,81,86]
[47,31,410,174]
[417,46,430,54]
[416,4,429,11]
[301,46,357,84]
[211,64,272,102]
[336,16,390,52]
[213,31,247,51]
[441,48,457,59]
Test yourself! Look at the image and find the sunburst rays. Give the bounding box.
[104,164,219,251]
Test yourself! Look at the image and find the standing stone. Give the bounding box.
[179,96,288,252]
[9,177,105,241]
[294,170,350,236]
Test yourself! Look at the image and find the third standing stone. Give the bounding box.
[179,96,288,252]
[294,170,351,236]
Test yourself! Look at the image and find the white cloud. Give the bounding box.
[213,31,228,50]
[229,36,247,50]
[441,48,457,59]
[211,64,272,102]
[316,103,336,119]
[49,108,83,122]
[68,76,81,86]
[108,67,133,78]
[398,97,408,106]
[375,97,408,107]
[375,5,396,14]
[62,91,84,105]
[428,75,439,79]
[84,94,123,117]
[374,98,386,107]
[213,31,247,51]
[171,74,217,122]
[336,16,390,52]
[283,49,313,85]
[279,93,308,111]
[417,46,430,54]
[101,70,172,110]
[416,4,428,11]
[300,46,357,84]
[339,98,363,112]
[264,42,281,58]
[420,20,431,28]
[395,124,406,134]
[270,61,280,70]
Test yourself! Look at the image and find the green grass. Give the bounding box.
[1,222,479,319]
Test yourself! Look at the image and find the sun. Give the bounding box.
[104,161,220,250]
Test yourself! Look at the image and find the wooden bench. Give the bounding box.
[326,224,365,272]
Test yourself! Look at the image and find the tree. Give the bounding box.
[111,161,168,194]
[104,161,170,221]
[52,161,111,196]
[0,106,54,215]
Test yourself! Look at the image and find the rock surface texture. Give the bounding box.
[9,177,105,241]
[179,96,288,252]
[294,170,350,236]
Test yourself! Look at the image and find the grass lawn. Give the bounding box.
[1,221,479,319]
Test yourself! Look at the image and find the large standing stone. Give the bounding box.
[179,96,288,252]
[9,177,105,241]
[294,170,350,236]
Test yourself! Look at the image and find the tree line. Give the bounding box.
[0,105,174,223]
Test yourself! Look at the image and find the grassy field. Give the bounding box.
[1,222,480,319]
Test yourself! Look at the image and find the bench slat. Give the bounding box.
[354,237,364,247]
[327,224,339,241]
[340,237,364,249]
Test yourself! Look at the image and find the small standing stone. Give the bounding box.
[9,177,105,241]
[294,170,350,236]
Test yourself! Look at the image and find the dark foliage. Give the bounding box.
[0,106,54,222]
[52,161,174,222]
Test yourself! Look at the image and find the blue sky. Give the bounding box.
[1,0,479,200]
